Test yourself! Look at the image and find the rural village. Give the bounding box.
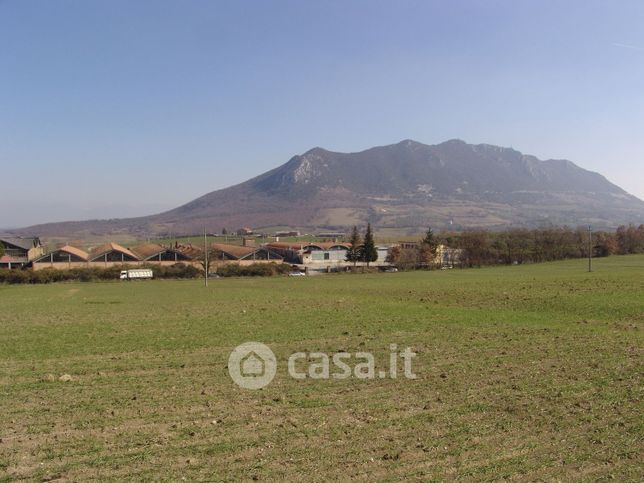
[0,229,461,275]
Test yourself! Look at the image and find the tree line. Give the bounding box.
[387,224,644,269]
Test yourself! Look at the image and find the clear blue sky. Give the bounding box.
[2,0,643,227]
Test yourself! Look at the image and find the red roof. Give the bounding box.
[306,242,351,250]
[0,255,28,263]
[32,245,89,262]
[88,242,139,261]
[175,243,203,259]
[58,245,89,260]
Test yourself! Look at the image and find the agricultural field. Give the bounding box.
[0,256,642,481]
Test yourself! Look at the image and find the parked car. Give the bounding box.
[289,271,306,277]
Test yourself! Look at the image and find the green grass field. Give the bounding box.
[1,256,642,481]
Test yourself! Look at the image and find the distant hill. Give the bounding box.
[18,139,644,238]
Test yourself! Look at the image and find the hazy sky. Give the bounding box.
[2,0,643,228]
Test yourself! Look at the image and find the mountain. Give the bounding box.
[18,139,644,238]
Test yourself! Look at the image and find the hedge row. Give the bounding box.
[0,262,295,284]
[214,262,292,277]
[0,264,201,284]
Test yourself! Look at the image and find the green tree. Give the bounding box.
[0,241,4,258]
[361,223,378,266]
[421,227,437,248]
[345,226,362,266]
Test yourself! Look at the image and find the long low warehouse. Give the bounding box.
[29,241,284,271]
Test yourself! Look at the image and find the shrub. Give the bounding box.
[0,263,203,285]
[149,263,202,279]
[5,270,30,284]
[215,262,291,277]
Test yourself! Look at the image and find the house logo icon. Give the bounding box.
[241,351,265,377]
[228,342,277,389]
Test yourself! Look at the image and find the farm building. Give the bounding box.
[0,237,44,269]
[265,242,351,265]
[303,242,353,264]
[265,241,392,270]
[5,236,294,272]
[209,243,283,263]
[0,255,30,270]
[275,230,301,237]
[174,242,283,266]
[131,243,192,263]
[88,242,140,265]
[398,241,420,250]
[31,242,202,271]
[32,245,89,270]
[375,245,391,264]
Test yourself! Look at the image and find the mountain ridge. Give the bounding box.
[16,139,644,238]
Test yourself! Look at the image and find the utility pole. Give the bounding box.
[587,225,592,273]
[204,228,209,287]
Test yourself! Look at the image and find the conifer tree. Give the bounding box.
[345,226,362,266]
[361,223,378,266]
